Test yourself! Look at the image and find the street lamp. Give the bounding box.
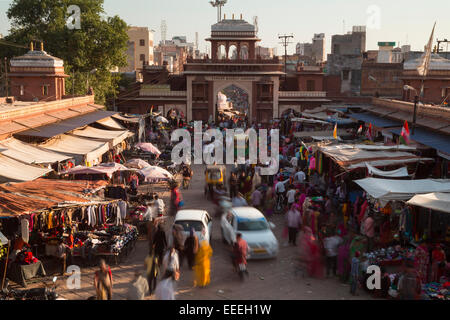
[403,85,419,134]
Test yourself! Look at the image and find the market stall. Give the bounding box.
[39,134,110,166]
[0,154,53,183]
[70,126,133,149]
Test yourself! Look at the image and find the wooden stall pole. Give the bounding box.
[1,240,11,290]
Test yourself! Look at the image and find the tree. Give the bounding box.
[0,0,129,105]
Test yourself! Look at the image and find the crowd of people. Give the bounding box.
[90,110,449,301]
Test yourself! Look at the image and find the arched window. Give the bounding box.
[228,45,238,60]
[240,45,249,60]
[218,45,226,60]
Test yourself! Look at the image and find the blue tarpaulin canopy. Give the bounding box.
[350,112,402,128]
[389,127,450,154]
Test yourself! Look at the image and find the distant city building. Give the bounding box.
[295,33,325,64]
[256,46,277,59]
[326,26,366,95]
[120,26,155,73]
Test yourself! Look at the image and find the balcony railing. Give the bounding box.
[279,91,327,98]
[139,89,186,97]
[186,57,280,64]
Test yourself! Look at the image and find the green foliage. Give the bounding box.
[1,0,129,105]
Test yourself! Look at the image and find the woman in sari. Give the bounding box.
[337,236,352,283]
[414,241,429,283]
[299,226,323,278]
[194,240,213,287]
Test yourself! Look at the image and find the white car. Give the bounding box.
[172,210,213,244]
[221,207,279,260]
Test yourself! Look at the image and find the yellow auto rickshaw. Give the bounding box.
[204,165,226,199]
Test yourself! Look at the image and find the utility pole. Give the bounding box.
[4,57,8,98]
[278,34,294,80]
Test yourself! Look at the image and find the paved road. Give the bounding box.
[19,164,372,300]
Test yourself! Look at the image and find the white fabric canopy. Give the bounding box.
[366,163,409,177]
[96,117,126,130]
[0,154,53,182]
[112,114,141,123]
[354,178,450,206]
[0,138,72,164]
[135,143,161,155]
[138,166,173,182]
[347,158,433,170]
[39,135,110,165]
[319,143,426,170]
[407,193,450,213]
[125,159,151,170]
[70,126,131,148]
[63,163,129,178]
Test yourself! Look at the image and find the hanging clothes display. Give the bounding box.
[21,218,29,243]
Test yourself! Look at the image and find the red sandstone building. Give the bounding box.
[116,17,331,122]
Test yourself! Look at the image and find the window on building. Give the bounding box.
[306,80,316,91]
[42,85,49,96]
[333,44,340,55]
[140,39,145,46]
[140,54,145,61]
[342,70,350,81]
[20,85,24,96]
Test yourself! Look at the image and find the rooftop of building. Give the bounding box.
[10,49,64,68]
[404,53,450,71]
[211,19,256,32]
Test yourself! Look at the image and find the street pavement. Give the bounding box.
[17,164,373,300]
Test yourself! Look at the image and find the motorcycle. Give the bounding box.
[1,276,59,300]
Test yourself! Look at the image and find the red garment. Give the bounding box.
[358,200,368,224]
[307,241,324,278]
[234,239,248,265]
[432,249,445,263]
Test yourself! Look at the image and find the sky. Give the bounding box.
[0,0,449,56]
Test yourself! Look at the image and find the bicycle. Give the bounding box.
[274,192,285,214]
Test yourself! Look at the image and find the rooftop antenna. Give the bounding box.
[343,20,345,34]
[161,20,167,43]
[209,0,227,23]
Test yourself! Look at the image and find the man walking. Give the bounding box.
[323,230,343,277]
[145,249,159,296]
[286,204,301,246]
